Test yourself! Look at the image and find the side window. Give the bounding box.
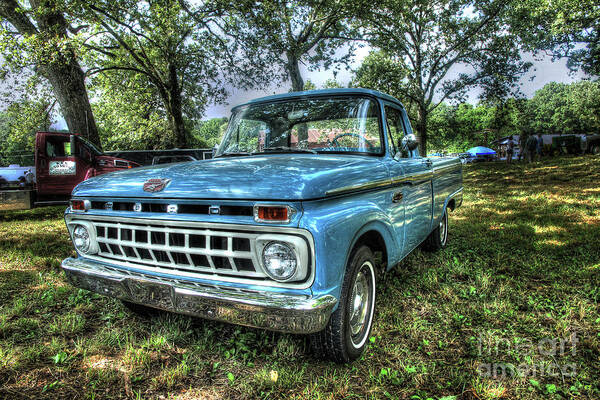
[78,142,91,161]
[45,137,71,157]
[384,106,404,158]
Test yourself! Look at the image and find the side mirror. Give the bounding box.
[69,134,76,157]
[400,134,419,152]
[212,144,219,158]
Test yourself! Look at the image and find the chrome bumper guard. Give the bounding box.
[61,257,336,334]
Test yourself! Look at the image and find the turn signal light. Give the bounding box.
[70,199,89,212]
[259,206,288,221]
[254,205,294,223]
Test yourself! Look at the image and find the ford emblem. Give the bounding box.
[143,178,171,193]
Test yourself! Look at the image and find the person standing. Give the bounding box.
[518,134,525,162]
[506,136,514,164]
[526,134,537,163]
[536,133,544,160]
[581,134,588,155]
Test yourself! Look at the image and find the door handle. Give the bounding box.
[392,191,404,203]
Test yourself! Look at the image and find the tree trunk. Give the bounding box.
[0,0,101,148]
[166,63,188,149]
[417,105,428,156]
[286,55,308,144]
[41,62,100,147]
[286,54,304,92]
[168,102,187,149]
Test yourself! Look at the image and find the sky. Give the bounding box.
[202,48,588,119]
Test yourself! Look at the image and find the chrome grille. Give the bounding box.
[91,220,265,279]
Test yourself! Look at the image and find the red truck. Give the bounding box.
[0,131,139,211]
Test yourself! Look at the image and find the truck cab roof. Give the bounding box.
[232,88,405,110]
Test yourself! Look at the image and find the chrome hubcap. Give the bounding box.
[440,213,448,244]
[349,262,374,347]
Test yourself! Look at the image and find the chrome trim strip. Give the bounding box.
[64,214,315,290]
[433,163,462,175]
[325,168,439,197]
[391,170,434,185]
[325,177,391,197]
[62,257,336,334]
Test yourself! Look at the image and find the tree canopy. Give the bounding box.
[525,80,600,135]
[77,0,231,148]
[513,0,600,76]
[0,0,101,146]
[207,0,367,92]
[0,0,597,156]
[355,0,531,154]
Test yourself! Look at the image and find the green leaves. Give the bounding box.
[226,371,235,384]
[221,0,363,91]
[512,0,600,75]
[355,0,531,153]
[525,81,600,135]
[51,351,67,364]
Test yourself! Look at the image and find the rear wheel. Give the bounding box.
[422,209,448,251]
[591,144,600,155]
[310,246,376,363]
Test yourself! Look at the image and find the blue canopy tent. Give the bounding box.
[467,146,496,156]
[466,146,496,162]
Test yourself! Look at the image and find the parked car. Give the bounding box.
[457,152,474,164]
[61,89,463,362]
[152,155,197,165]
[552,135,582,155]
[587,135,600,155]
[0,132,139,211]
[107,149,212,166]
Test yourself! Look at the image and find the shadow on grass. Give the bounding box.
[0,206,65,223]
[0,269,37,303]
[0,231,72,261]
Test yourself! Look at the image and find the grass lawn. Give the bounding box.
[0,156,599,399]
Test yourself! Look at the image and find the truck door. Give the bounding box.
[384,105,433,256]
[35,132,93,197]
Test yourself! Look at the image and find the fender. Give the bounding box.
[442,187,463,216]
[301,196,401,302]
[346,218,399,272]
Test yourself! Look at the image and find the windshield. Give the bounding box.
[78,136,102,156]
[216,96,383,156]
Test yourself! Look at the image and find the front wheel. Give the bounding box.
[310,246,376,363]
[422,209,448,251]
[591,145,600,155]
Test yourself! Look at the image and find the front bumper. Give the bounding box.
[61,257,336,334]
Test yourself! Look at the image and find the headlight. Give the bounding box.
[262,241,298,281]
[73,224,91,254]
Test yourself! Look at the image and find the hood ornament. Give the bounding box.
[143,178,171,193]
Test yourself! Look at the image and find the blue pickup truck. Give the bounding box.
[62,89,462,362]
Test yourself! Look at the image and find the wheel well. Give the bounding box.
[353,230,388,270]
[447,198,456,212]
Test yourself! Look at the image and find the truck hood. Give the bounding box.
[72,154,389,201]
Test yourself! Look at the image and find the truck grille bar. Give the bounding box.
[65,215,315,289]
[91,220,265,279]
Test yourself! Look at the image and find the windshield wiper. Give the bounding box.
[216,151,252,158]
[257,146,318,154]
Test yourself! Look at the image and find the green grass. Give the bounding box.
[0,156,599,399]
